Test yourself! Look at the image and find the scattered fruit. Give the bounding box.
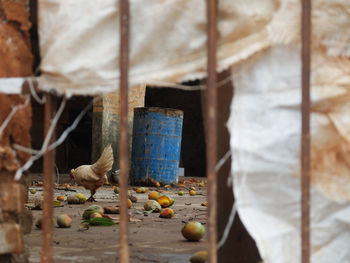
[103,206,120,214]
[164,184,171,189]
[144,200,161,212]
[178,190,184,196]
[53,200,62,207]
[169,197,175,206]
[29,189,37,194]
[181,221,206,242]
[157,195,171,208]
[113,186,120,194]
[201,202,208,206]
[155,181,160,187]
[159,208,174,219]
[64,184,70,190]
[136,187,148,193]
[128,198,132,209]
[148,191,161,201]
[130,195,138,203]
[57,214,72,228]
[74,193,87,203]
[90,212,102,219]
[199,181,206,187]
[57,196,65,201]
[189,190,196,196]
[190,250,208,263]
[82,205,104,219]
[67,195,80,204]
[190,187,196,191]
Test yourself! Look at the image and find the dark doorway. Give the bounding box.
[145,82,206,177]
[30,96,93,174]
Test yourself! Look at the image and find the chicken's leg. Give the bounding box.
[87,189,97,202]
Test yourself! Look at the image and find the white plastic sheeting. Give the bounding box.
[228,45,350,263]
[38,0,286,96]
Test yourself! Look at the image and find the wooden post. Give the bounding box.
[301,0,312,262]
[119,0,130,262]
[206,0,218,262]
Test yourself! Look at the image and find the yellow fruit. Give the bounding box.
[159,208,174,218]
[57,214,72,228]
[90,212,102,219]
[157,195,171,208]
[189,190,196,196]
[155,182,160,187]
[181,221,206,242]
[190,251,208,263]
[190,186,196,191]
[64,184,70,190]
[29,189,37,194]
[57,196,65,201]
[74,193,87,203]
[128,199,132,209]
[148,191,161,201]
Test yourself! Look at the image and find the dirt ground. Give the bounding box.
[25,180,207,263]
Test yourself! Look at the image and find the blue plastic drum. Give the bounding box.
[131,107,184,185]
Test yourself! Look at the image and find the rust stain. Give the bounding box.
[0,182,25,213]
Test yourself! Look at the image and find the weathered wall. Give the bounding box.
[0,0,33,261]
[92,85,146,175]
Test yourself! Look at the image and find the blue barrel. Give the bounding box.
[131,107,184,185]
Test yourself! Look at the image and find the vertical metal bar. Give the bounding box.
[206,0,218,262]
[41,93,56,263]
[301,0,311,263]
[119,0,130,262]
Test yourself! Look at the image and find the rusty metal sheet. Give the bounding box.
[0,223,23,254]
[0,182,25,214]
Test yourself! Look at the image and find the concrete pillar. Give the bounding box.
[0,1,33,262]
[92,84,146,178]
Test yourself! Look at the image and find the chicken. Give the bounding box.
[69,144,114,202]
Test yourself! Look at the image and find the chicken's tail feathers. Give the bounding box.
[91,144,114,176]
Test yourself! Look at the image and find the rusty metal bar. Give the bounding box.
[41,93,56,263]
[301,0,311,262]
[206,0,218,262]
[119,0,130,262]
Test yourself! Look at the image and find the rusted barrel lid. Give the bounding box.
[134,107,183,117]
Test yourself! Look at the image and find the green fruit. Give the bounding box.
[181,221,206,242]
[29,189,37,194]
[190,251,208,263]
[82,205,104,219]
[57,214,72,228]
[143,200,161,212]
[75,193,87,203]
[178,191,184,196]
[114,187,120,194]
[169,197,175,206]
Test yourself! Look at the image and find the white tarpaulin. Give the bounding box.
[229,45,350,263]
[38,0,292,96]
[37,0,350,262]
